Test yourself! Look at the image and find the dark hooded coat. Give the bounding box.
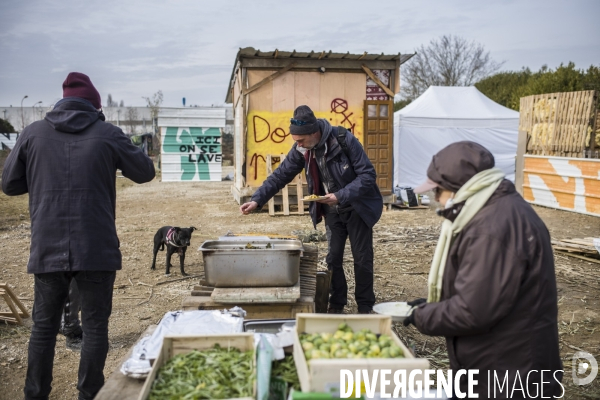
[251,120,383,228]
[2,98,155,273]
[413,142,563,398]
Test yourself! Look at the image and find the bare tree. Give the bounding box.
[402,35,504,100]
[106,94,118,107]
[142,90,163,136]
[119,100,125,107]
[103,94,117,122]
[141,90,163,162]
[126,107,139,134]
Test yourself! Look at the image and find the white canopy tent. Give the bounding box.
[393,86,519,189]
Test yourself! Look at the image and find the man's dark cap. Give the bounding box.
[415,141,495,193]
[289,105,319,135]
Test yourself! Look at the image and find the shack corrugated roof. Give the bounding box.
[225,47,415,102]
[236,47,413,62]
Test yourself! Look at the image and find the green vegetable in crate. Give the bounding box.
[271,354,301,392]
[301,341,314,352]
[148,344,254,399]
[300,323,404,360]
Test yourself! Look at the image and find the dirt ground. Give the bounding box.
[1,153,599,399]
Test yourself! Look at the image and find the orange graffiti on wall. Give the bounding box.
[523,157,600,215]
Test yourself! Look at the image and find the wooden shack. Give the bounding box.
[225,47,415,206]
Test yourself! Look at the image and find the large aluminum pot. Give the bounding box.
[198,239,302,287]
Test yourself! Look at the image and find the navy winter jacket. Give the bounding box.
[251,121,383,228]
[1,98,155,273]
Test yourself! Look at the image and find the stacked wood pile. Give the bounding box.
[519,90,598,158]
[552,237,600,264]
[299,244,318,299]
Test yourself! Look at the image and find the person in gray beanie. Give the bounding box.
[241,105,383,314]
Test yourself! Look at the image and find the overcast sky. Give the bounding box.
[0,0,598,108]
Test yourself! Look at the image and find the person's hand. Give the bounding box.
[318,193,338,205]
[407,298,427,307]
[240,201,258,215]
[403,310,416,327]
[403,298,426,327]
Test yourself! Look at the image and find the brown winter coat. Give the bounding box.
[414,179,563,398]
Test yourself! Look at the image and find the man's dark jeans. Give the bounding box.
[61,278,82,337]
[325,210,375,312]
[24,271,115,400]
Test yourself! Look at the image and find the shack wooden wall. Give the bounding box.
[239,69,366,188]
[233,67,245,192]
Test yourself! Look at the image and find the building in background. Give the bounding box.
[1,105,233,155]
[2,105,154,134]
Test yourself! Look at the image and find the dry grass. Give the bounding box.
[0,163,599,398]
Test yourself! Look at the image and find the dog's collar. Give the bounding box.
[166,228,184,247]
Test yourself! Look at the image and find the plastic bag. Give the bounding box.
[120,308,245,378]
[257,335,274,400]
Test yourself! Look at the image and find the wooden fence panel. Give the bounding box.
[519,90,597,158]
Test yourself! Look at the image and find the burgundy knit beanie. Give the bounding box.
[62,72,102,109]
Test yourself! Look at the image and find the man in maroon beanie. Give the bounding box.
[62,72,103,109]
[2,72,155,400]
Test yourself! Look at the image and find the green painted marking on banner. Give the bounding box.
[162,127,222,181]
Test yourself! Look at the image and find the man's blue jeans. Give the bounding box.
[24,271,115,400]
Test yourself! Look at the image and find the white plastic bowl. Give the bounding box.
[373,301,414,323]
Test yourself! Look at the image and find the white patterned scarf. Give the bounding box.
[427,168,506,302]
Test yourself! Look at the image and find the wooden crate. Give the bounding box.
[138,334,255,400]
[95,325,157,400]
[292,313,429,393]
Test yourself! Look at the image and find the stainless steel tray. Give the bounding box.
[198,239,303,287]
[243,319,296,333]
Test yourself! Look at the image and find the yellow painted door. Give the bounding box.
[364,100,393,195]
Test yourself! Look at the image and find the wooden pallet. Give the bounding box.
[211,281,301,304]
[519,90,598,157]
[266,154,306,216]
[0,283,30,325]
[552,237,599,256]
[182,296,314,319]
[552,237,600,263]
[390,202,429,210]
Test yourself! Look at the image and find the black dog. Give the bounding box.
[151,226,197,276]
